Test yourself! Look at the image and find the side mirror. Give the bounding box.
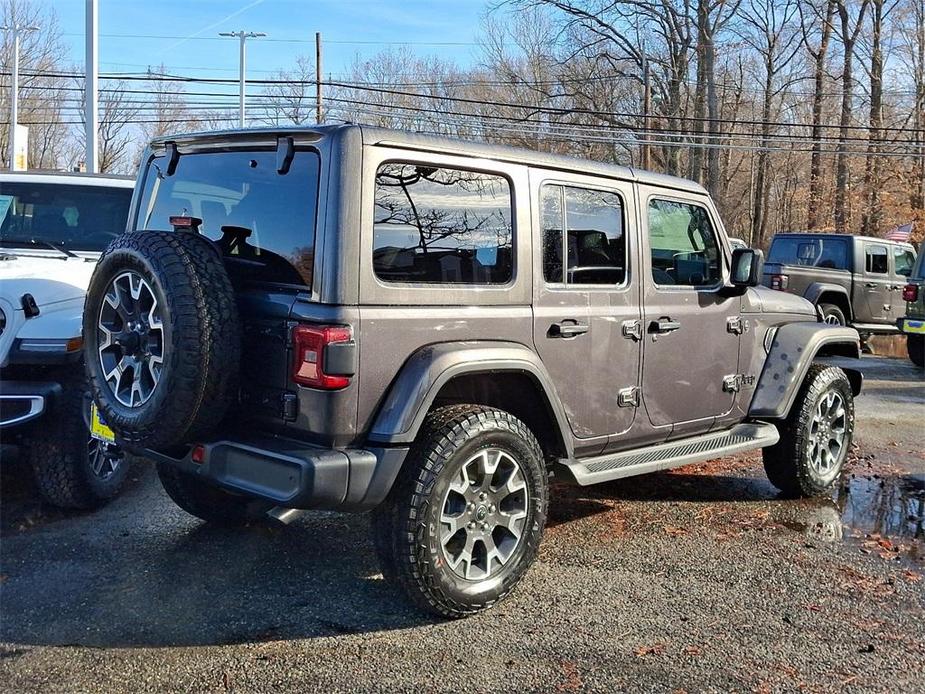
[731,247,764,287]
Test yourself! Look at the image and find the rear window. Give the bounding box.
[373,163,514,284]
[766,237,850,270]
[135,149,320,286]
[0,181,131,253]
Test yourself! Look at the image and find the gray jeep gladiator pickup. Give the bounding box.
[762,232,917,334]
[83,125,863,617]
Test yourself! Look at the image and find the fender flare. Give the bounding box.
[804,282,852,313]
[367,341,573,456]
[748,322,862,419]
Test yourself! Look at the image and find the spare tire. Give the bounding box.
[83,231,241,449]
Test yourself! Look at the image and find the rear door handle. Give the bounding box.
[650,318,681,334]
[548,321,589,338]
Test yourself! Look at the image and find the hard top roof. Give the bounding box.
[148,123,708,196]
[0,170,134,187]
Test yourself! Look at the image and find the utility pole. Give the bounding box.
[1,23,38,171]
[315,32,323,124]
[85,0,98,173]
[219,30,266,128]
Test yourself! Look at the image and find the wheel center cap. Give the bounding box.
[476,505,488,521]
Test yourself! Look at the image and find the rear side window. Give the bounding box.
[135,149,320,286]
[647,199,721,287]
[373,163,514,284]
[541,184,625,285]
[865,245,888,274]
[893,247,916,277]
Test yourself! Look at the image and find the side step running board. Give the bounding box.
[559,422,780,486]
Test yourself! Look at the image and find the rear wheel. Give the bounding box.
[763,364,854,497]
[907,334,924,368]
[819,303,846,326]
[157,464,273,526]
[372,405,548,618]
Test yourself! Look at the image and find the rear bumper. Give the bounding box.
[139,434,408,511]
[897,317,925,335]
[0,380,61,428]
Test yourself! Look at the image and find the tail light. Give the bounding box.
[291,325,353,390]
[902,284,919,302]
[770,274,789,290]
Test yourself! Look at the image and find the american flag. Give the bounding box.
[885,222,914,242]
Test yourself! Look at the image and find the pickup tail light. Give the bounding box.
[769,274,789,291]
[902,284,919,302]
[291,325,353,390]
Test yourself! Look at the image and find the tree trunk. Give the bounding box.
[861,0,884,236]
[807,0,836,230]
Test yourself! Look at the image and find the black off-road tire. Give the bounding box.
[371,405,548,618]
[819,303,847,327]
[157,463,273,526]
[83,231,240,449]
[27,379,130,509]
[763,364,855,497]
[907,334,924,368]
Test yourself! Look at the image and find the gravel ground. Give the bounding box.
[1,356,922,693]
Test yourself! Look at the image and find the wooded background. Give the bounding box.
[1,0,923,247]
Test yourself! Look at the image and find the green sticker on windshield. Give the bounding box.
[0,195,13,225]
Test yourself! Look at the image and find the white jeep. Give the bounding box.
[0,171,135,508]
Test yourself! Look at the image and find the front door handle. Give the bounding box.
[650,318,681,334]
[548,321,589,338]
[865,282,877,288]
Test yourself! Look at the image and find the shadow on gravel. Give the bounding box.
[0,469,433,648]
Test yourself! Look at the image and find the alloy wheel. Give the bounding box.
[807,389,847,477]
[87,437,122,481]
[439,447,529,581]
[97,271,165,407]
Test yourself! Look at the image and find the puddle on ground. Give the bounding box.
[775,472,925,562]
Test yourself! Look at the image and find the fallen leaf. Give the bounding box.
[634,643,665,657]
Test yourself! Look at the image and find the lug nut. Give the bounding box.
[480,523,488,531]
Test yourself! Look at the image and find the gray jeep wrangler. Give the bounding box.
[83,125,863,617]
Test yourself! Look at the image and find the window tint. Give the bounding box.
[647,199,721,286]
[0,182,131,253]
[766,237,849,270]
[135,149,320,286]
[865,245,888,274]
[373,163,513,284]
[541,184,625,285]
[893,247,916,277]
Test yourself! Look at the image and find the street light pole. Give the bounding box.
[1,23,39,170]
[218,30,266,128]
[86,0,98,173]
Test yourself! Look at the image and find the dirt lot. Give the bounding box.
[1,356,922,693]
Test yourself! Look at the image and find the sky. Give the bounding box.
[50,0,492,79]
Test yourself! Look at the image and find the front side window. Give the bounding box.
[135,149,320,286]
[865,245,888,274]
[647,199,721,287]
[893,247,916,277]
[541,184,625,285]
[373,163,513,284]
[0,181,131,253]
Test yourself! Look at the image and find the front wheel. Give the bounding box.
[907,334,924,368]
[763,364,855,497]
[372,405,549,618]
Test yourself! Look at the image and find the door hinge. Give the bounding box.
[722,375,741,393]
[726,316,748,335]
[622,319,642,341]
[618,386,640,408]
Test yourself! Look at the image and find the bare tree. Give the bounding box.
[260,55,317,126]
[833,0,871,233]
